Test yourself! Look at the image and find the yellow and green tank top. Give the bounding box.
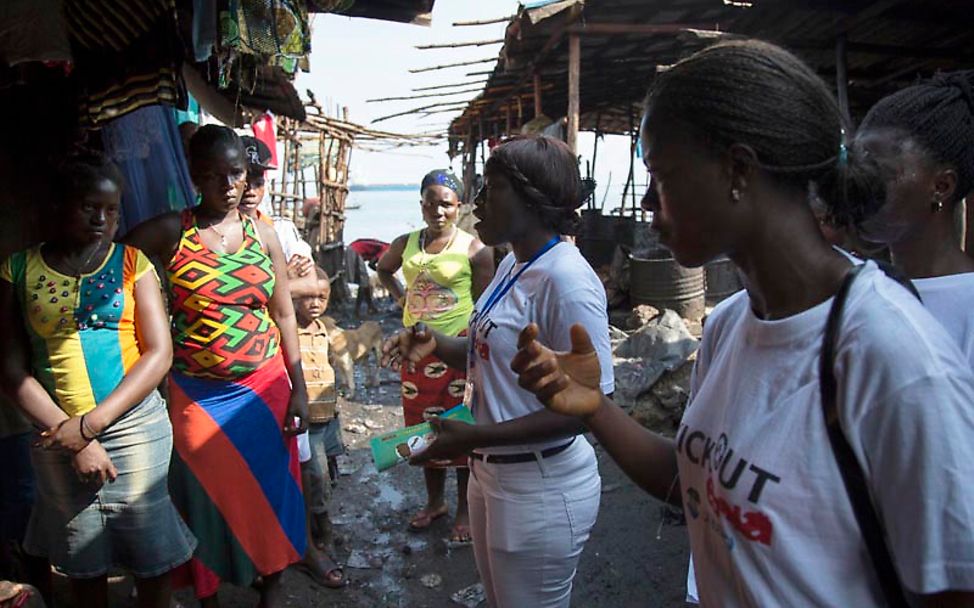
[0,244,156,416]
[167,209,280,379]
[401,227,475,337]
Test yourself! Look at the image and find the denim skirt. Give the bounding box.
[24,390,197,578]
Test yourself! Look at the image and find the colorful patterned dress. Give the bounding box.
[400,228,475,467]
[166,210,305,597]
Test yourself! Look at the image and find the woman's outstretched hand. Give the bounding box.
[381,323,436,373]
[511,323,604,418]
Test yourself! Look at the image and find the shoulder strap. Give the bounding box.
[820,262,915,608]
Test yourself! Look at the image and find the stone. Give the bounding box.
[420,573,442,588]
[451,582,486,607]
[612,309,698,405]
[626,304,660,329]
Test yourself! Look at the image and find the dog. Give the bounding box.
[322,316,383,399]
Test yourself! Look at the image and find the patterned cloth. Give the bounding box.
[400,334,468,469]
[167,209,280,379]
[168,354,304,595]
[0,244,155,416]
[401,228,476,337]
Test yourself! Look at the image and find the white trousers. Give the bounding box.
[467,438,601,608]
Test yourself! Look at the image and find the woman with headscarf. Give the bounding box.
[376,170,493,543]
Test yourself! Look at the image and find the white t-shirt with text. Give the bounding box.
[681,261,974,606]
[467,242,614,455]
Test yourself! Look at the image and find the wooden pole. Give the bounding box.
[567,33,580,153]
[533,73,543,117]
[453,15,514,26]
[836,34,852,127]
[280,119,290,217]
[630,106,637,215]
[413,80,487,92]
[415,38,503,50]
[409,57,495,73]
[367,87,483,103]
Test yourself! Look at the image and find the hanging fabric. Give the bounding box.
[101,104,197,236]
[64,0,184,127]
[251,113,279,168]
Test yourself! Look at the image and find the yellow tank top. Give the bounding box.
[401,227,475,336]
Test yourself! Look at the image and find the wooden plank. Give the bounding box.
[567,33,580,153]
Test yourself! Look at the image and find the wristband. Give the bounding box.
[79,414,97,442]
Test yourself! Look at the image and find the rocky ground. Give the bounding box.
[85,304,693,608]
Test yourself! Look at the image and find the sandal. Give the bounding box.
[448,523,473,547]
[408,504,449,530]
[296,553,347,589]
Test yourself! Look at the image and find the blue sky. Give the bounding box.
[295,1,642,209]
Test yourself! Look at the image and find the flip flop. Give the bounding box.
[296,554,347,589]
[447,523,473,548]
[408,504,449,530]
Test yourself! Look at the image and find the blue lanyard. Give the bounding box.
[474,236,560,326]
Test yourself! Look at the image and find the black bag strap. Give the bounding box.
[820,262,918,608]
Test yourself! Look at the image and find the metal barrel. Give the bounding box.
[704,256,743,305]
[629,251,706,320]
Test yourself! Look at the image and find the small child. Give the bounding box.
[293,267,346,588]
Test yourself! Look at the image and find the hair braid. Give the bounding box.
[485,135,582,235]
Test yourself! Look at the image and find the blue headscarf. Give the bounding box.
[420,169,463,199]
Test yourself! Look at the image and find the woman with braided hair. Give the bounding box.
[381,137,614,607]
[851,70,974,367]
[510,41,974,606]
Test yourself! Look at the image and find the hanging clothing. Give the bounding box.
[64,0,183,127]
[220,0,311,74]
[167,209,280,379]
[102,104,197,236]
[0,244,155,417]
[251,113,279,168]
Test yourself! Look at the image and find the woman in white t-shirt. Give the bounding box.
[382,136,614,608]
[852,71,974,367]
[512,41,974,607]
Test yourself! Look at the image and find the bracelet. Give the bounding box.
[79,414,97,442]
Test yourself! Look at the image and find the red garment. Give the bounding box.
[348,238,390,264]
[400,330,468,469]
[251,113,278,168]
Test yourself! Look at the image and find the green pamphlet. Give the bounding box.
[369,404,475,471]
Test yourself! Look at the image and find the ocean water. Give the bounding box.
[344,188,425,244]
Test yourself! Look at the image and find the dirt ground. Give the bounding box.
[86,306,691,608]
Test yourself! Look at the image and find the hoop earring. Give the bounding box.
[730,188,741,203]
[931,198,944,213]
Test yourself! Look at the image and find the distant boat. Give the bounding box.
[346,203,362,210]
